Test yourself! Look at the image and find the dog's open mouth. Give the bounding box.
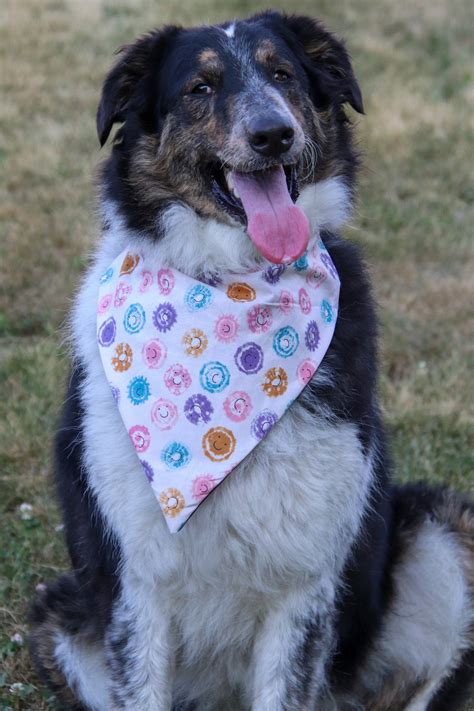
[211,164,310,264]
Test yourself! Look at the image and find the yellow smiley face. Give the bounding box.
[202,427,236,462]
[226,282,256,302]
[120,253,140,275]
[262,367,288,397]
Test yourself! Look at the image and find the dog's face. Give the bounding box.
[98,12,363,263]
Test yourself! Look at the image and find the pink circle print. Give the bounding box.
[157,268,175,295]
[247,305,273,333]
[215,314,239,342]
[297,359,317,385]
[279,291,294,314]
[139,269,153,292]
[129,425,151,453]
[298,288,312,315]
[97,293,112,315]
[164,364,192,395]
[151,398,178,430]
[142,339,167,369]
[223,391,253,422]
[191,474,216,502]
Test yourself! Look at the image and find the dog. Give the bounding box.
[29,11,474,710]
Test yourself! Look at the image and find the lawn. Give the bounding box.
[0,0,473,708]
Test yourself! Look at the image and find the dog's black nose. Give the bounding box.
[248,115,295,158]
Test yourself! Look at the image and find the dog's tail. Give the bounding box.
[392,483,474,710]
[393,482,474,587]
[29,573,94,710]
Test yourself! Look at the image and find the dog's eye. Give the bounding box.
[191,83,213,95]
[273,69,290,82]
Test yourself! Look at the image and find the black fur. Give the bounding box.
[30,368,121,642]
[30,10,473,710]
[54,367,122,631]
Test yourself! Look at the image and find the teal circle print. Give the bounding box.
[124,303,146,334]
[161,442,191,469]
[273,326,300,358]
[185,284,213,311]
[99,267,114,284]
[128,376,151,405]
[320,299,333,324]
[200,361,231,393]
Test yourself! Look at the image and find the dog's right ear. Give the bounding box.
[97,27,177,147]
[284,14,364,115]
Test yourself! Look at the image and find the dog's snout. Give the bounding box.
[247,114,295,158]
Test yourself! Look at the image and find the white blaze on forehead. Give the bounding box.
[223,23,235,38]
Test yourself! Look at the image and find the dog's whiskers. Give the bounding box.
[300,136,320,182]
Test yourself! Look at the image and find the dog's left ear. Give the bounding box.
[285,15,364,114]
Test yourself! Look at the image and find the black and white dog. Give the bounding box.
[30,11,473,710]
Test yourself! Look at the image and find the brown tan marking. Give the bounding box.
[128,117,228,223]
[362,675,425,710]
[255,39,278,65]
[198,48,220,64]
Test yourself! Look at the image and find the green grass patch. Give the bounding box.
[1,0,472,707]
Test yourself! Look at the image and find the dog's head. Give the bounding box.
[98,12,363,264]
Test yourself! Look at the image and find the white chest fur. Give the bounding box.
[70,180,373,703]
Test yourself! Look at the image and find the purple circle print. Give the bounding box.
[262,264,285,284]
[153,302,177,333]
[320,252,338,279]
[98,317,116,347]
[234,342,264,374]
[305,320,320,351]
[251,410,278,440]
[141,460,154,482]
[184,394,214,425]
[110,384,120,403]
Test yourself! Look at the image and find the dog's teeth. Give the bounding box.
[224,171,239,199]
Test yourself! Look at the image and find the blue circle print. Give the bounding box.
[161,442,191,469]
[185,284,213,311]
[124,303,146,334]
[99,267,114,284]
[273,326,300,358]
[128,376,151,405]
[199,361,231,394]
[293,251,309,271]
[320,299,333,324]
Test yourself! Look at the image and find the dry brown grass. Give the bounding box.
[0,0,473,707]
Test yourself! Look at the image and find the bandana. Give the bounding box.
[96,236,340,532]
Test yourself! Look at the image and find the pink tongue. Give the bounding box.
[232,166,309,264]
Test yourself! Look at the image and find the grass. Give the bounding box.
[0,0,472,707]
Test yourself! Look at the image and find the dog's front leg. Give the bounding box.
[250,586,335,711]
[106,581,174,710]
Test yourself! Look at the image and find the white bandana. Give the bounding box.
[96,236,340,532]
